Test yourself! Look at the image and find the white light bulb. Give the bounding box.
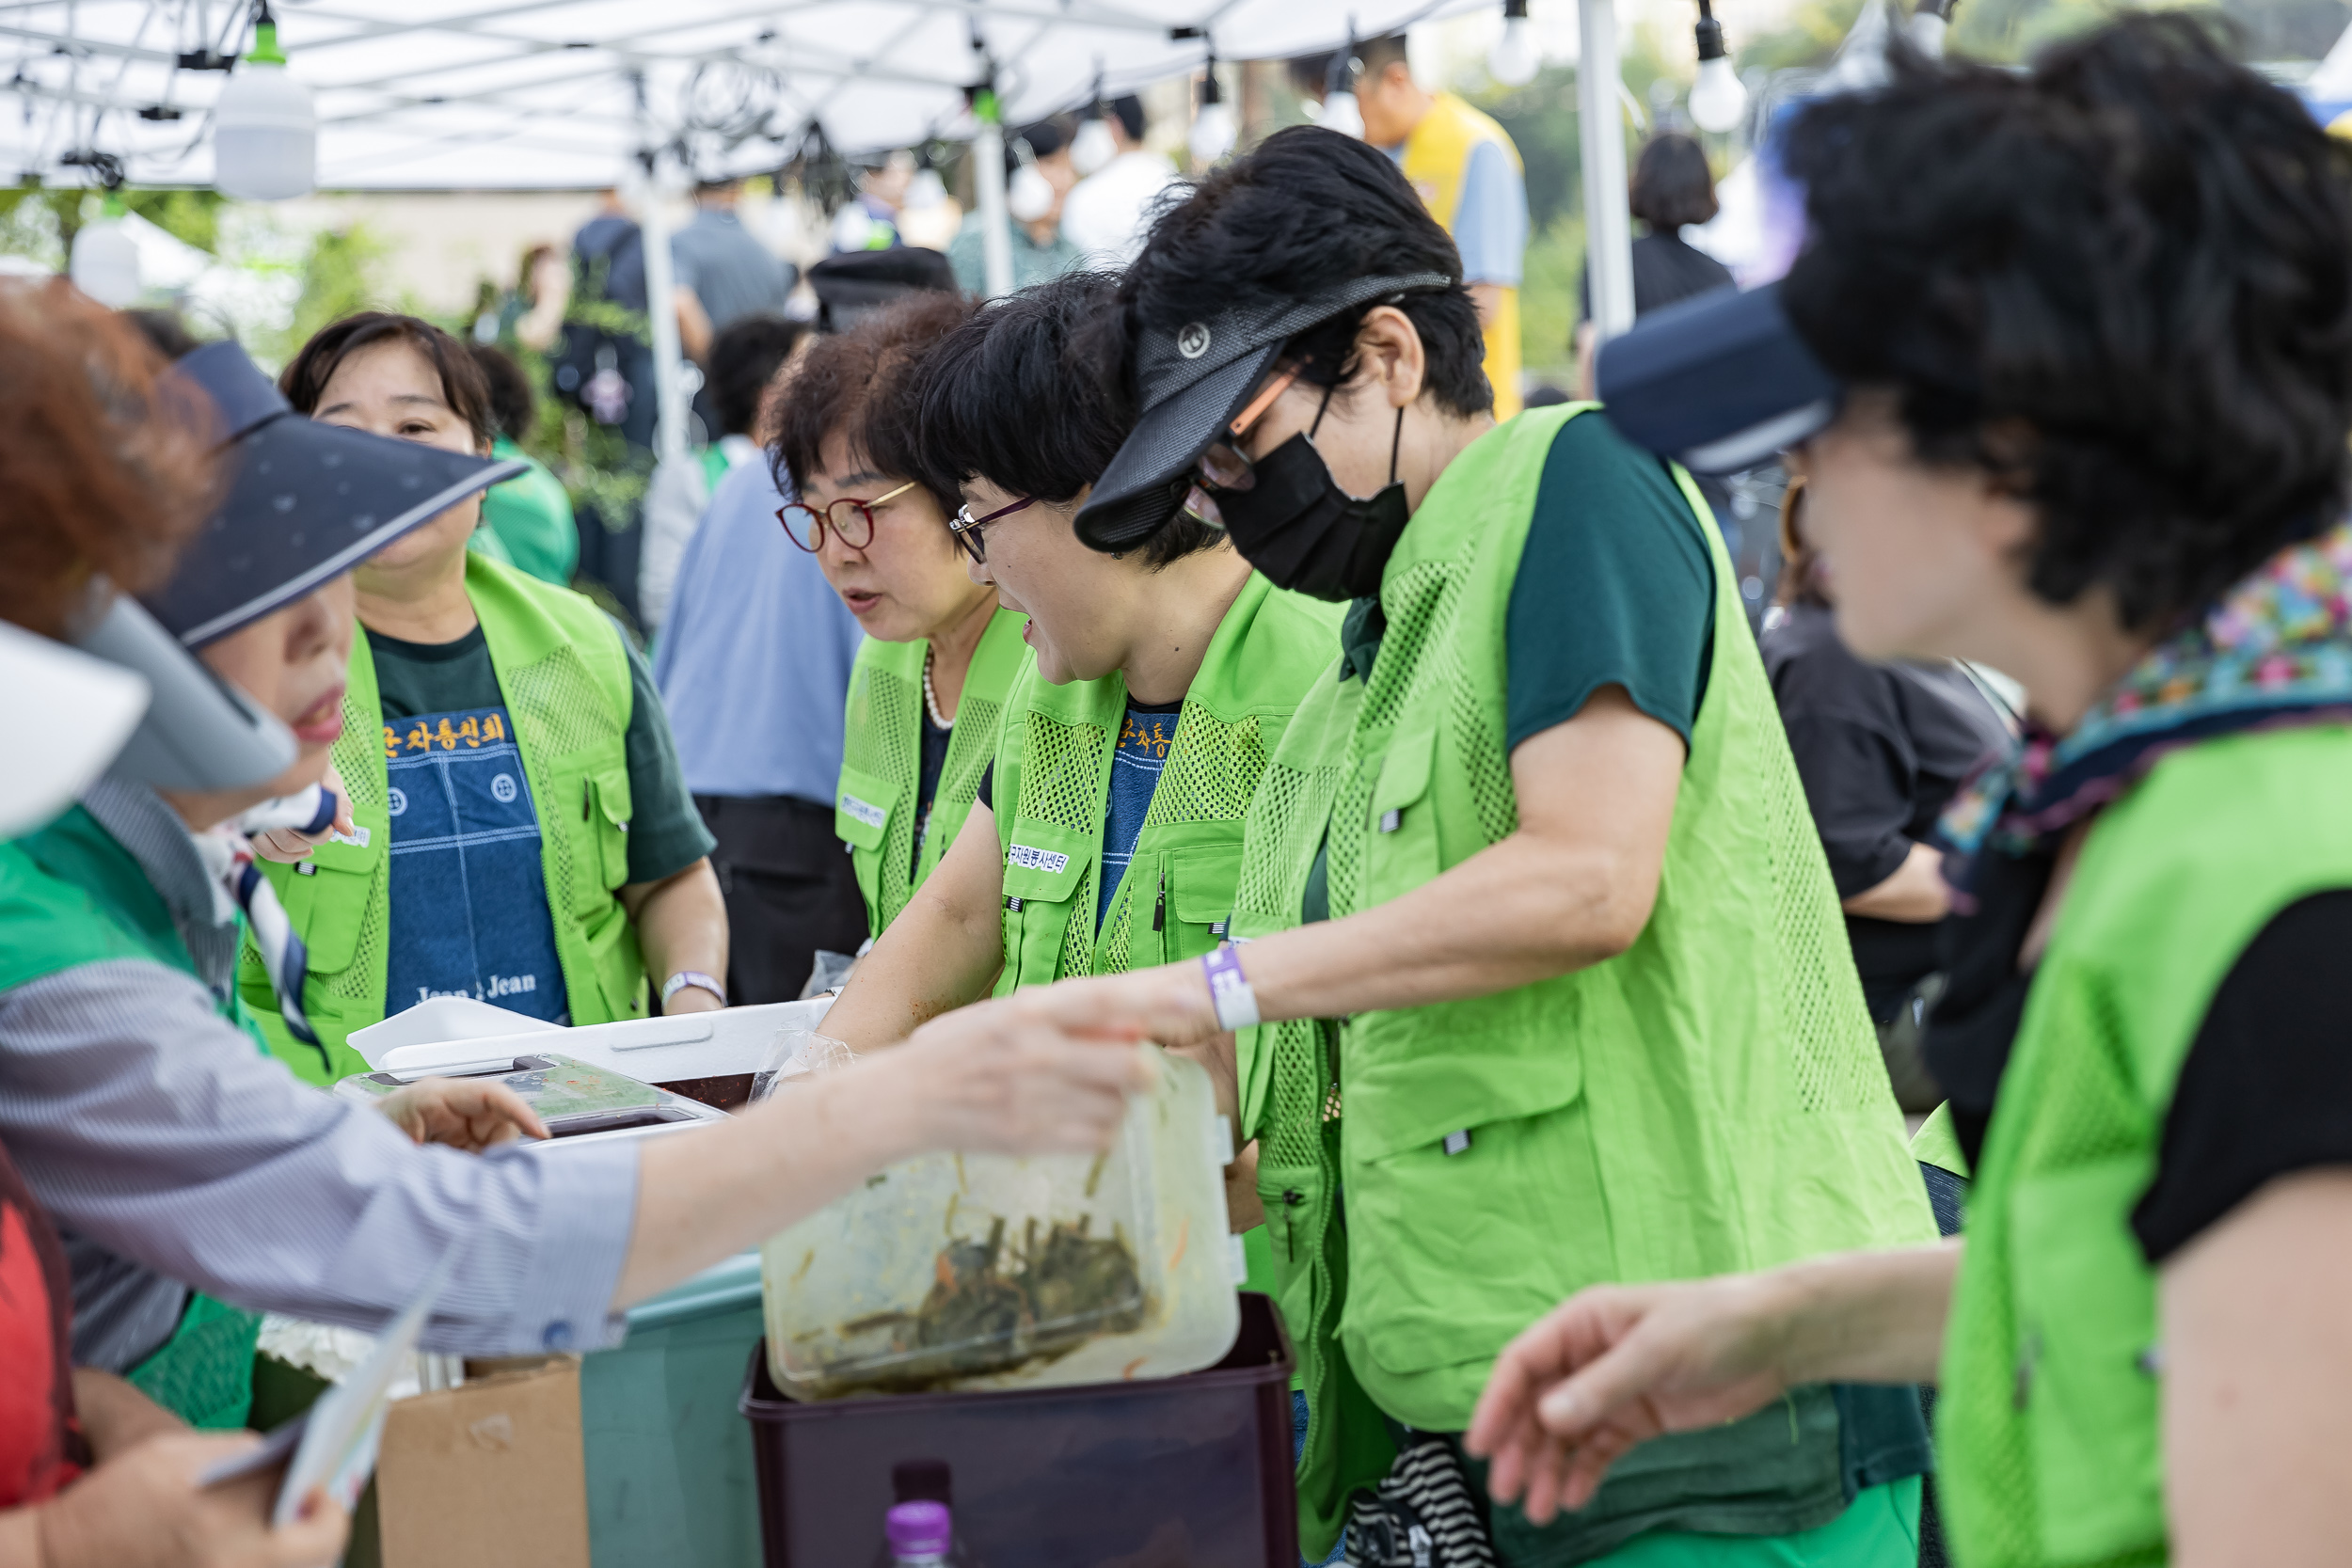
[1188,99,1235,166]
[1907,10,1948,56]
[70,219,142,307]
[1488,17,1540,86]
[1313,92,1363,139]
[830,203,875,251]
[1688,55,1749,135]
[213,59,316,199]
[1072,116,1117,176]
[905,167,946,211]
[1008,162,1056,223]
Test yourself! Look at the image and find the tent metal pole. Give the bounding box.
[973,117,1014,298]
[628,89,689,466]
[1578,0,1635,341]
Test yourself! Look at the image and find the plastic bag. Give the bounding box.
[750,1026,856,1102]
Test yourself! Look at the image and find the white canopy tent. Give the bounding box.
[8,0,1640,450]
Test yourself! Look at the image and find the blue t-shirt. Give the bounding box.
[1095,699,1183,930]
[1384,136,1527,287]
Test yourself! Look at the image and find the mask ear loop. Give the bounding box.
[1389,406,1404,486]
[1307,376,1340,440]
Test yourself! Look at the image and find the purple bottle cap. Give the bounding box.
[886,1500,953,1556]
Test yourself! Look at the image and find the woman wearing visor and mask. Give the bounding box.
[1024,130,1936,1564]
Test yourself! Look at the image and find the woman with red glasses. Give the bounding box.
[771,293,1030,941]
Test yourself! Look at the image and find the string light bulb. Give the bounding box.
[1189,56,1236,166]
[1688,0,1749,135]
[212,1,315,199]
[1489,0,1540,87]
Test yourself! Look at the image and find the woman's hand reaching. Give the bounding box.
[374,1076,548,1151]
[866,990,1161,1159]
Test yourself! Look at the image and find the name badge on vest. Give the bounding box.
[1007,843,1071,875]
[839,792,888,831]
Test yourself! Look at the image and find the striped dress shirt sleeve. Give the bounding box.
[0,958,638,1356]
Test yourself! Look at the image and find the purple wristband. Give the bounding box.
[1200,946,1261,1031]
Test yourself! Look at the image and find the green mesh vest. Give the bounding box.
[1232,405,1935,1554]
[835,609,1029,938]
[0,809,265,1429]
[1939,724,2352,1568]
[990,573,1343,990]
[239,552,646,1085]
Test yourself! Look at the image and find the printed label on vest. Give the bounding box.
[838,792,888,831]
[1007,843,1071,875]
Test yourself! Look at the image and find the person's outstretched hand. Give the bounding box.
[375,1076,548,1151]
[1466,1274,1797,1524]
[27,1431,348,1568]
[872,990,1160,1158]
[1027,963,1239,1118]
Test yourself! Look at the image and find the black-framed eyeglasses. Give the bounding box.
[777,480,918,553]
[947,494,1036,564]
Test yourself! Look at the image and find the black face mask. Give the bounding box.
[1211,394,1409,603]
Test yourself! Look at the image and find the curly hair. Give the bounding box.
[279,312,496,450]
[874,272,1222,570]
[0,282,220,638]
[1111,126,1492,420]
[1781,13,2352,631]
[768,292,978,515]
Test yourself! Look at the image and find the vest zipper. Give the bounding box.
[1152,867,1167,932]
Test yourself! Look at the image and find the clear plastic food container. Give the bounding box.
[759,1048,1238,1399]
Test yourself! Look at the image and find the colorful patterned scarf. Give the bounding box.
[1938,519,2352,864]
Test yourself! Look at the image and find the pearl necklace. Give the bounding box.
[922,645,953,728]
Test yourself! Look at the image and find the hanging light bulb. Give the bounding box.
[1008,156,1056,224]
[1073,74,1117,176]
[213,1,316,199]
[1314,90,1364,138]
[1488,0,1541,87]
[1909,0,1957,57]
[906,166,947,211]
[70,218,142,307]
[1688,0,1749,135]
[1189,56,1236,166]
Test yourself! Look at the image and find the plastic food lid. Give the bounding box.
[886,1500,952,1554]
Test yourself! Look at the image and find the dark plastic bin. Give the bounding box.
[739,1291,1299,1567]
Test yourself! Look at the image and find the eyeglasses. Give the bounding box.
[1184,359,1310,527]
[947,494,1036,564]
[777,480,918,553]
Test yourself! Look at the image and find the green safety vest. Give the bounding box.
[1938,723,2352,1568]
[239,551,646,1085]
[0,809,265,1430]
[990,573,1344,990]
[834,609,1030,939]
[1231,404,1935,1553]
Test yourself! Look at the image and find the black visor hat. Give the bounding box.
[1074,270,1454,553]
[139,340,527,648]
[1594,282,1845,475]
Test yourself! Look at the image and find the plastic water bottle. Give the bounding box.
[876,1500,966,1567]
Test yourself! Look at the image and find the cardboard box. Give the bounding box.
[376,1356,590,1568]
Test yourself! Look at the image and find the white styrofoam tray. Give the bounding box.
[350,996,835,1084]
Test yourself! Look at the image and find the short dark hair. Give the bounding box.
[1117,125,1491,423]
[468,342,534,443]
[1107,94,1146,143]
[122,308,204,362]
[707,315,807,439]
[280,312,495,449]
[880,272,1220,571]
[768,291,978,513]
[1629,134,1718,230]
[1782,12,2352,632]
[1356,34,1409,80]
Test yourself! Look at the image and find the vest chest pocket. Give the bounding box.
[834,764,898,853]
[1359,724,1440,911]
[274,833,379,975]
[588,766,634,895]
[2005,1156,2166,1563]
[1166,844,1244,965]
[999,818,1092,988]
